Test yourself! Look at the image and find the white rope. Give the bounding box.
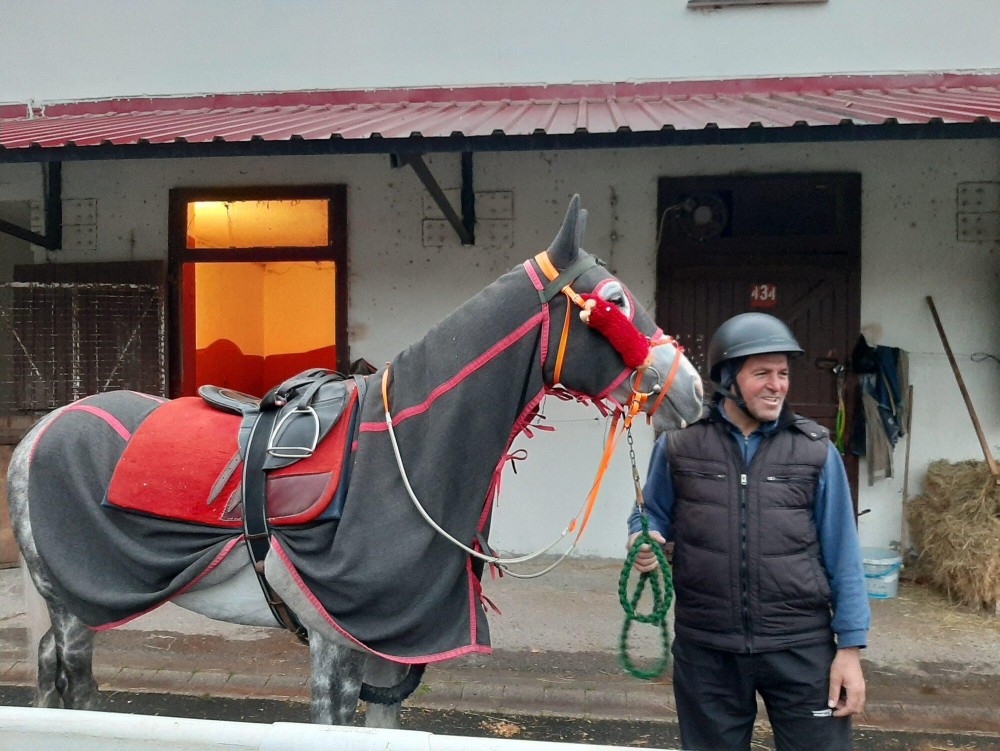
[383,404,596,578]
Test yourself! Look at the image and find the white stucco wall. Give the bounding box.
[2,138,995,556]
[3,0,1000,104]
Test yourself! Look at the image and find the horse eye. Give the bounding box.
[599,283,632,317]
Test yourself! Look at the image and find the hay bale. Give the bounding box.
[906,460,1000,613]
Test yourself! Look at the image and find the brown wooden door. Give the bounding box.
[655,173,861,439]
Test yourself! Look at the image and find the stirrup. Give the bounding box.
[267,405,321,459]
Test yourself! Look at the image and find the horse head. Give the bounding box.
[536,195,704,431]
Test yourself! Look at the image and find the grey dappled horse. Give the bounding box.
[9,195,704,727]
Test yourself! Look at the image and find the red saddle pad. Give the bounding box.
[106,394,355,527]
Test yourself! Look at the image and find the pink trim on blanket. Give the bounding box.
[522,259,550,372]
[477,387,547,532]
[63,404,133,442]
[359,312,544,433]
[466,556,478,643]
[92,536,244,631]
[269,538,492,664]
[30,393,168,461]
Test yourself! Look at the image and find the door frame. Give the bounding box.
[167,184,348,397]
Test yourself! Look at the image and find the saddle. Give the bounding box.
[198,367,370,640]
[200,368,358,470]
[198,368,368,546]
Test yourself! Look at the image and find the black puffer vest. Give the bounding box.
[667,405,832,653]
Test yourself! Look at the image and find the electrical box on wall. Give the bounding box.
[30,198,98,254]
[956,182,1000,242]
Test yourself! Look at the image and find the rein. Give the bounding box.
[382,366,600,579]
[379,250,683,579]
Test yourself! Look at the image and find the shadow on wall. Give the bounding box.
[196,339,337,396]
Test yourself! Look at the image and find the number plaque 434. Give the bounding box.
[749,283,777,308]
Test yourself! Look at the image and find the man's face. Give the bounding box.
[734,353,790,423]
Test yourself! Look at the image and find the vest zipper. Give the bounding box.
[728,435,754,653]
[765,475,812,484]
[739,469,752,653]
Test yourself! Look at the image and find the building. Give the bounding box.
[1,0,998,561]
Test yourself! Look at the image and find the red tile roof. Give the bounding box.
[2,74,998,152]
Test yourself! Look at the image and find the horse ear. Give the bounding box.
[547,194,584,269]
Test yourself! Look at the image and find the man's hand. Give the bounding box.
[828,646,866,717]
[627,530,667,573]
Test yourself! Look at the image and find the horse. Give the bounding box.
[8,194,704,728]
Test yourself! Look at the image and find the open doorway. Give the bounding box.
[169,185,347,397]
[184,260,336,396]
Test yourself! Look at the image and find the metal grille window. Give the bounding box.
[0,274,166,415]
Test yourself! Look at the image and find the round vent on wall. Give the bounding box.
[678,193,729,240]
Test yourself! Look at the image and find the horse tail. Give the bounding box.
[20,555,50,680]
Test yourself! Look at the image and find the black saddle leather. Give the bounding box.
[199,368,354,471]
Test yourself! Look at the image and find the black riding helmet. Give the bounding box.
[708,312,804,386]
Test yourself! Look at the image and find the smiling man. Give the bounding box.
[627,312,870,751]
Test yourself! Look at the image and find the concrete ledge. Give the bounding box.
[6,661,999,734]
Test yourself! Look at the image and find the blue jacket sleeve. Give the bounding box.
[627,432,675,539]
[815,442,871,649]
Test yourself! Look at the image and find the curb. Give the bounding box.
[4,659,1000,734]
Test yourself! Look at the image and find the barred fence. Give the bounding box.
[0,281,166,416]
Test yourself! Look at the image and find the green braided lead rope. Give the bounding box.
[618,513,673,680]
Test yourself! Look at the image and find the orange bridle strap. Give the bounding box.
[533,250,665,547]
[646,336,684,422]
[534,251,587,385]
[569,409,626,543]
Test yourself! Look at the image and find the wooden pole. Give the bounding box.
[900,384,914,553]
[925,296,1000,479]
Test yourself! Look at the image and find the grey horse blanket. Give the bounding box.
[26,261,587,662]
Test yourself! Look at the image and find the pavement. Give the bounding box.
[2,557,999,736]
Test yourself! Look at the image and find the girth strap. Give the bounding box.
[239,371,369,644]
[241,408,309,642]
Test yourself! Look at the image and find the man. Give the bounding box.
[628,312,870,751]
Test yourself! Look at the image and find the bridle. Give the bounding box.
[379,250,686,577]
[531,250,684,424]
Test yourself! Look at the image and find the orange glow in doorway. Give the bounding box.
[187,200,329,249]
[188,261,336,396]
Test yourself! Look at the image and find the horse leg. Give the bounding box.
[35,628,61,707]
[361,656,408,729]
[20,570,98,710]
[8,408,98,710]
[309,633,366,725]
[46,603,100,709]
